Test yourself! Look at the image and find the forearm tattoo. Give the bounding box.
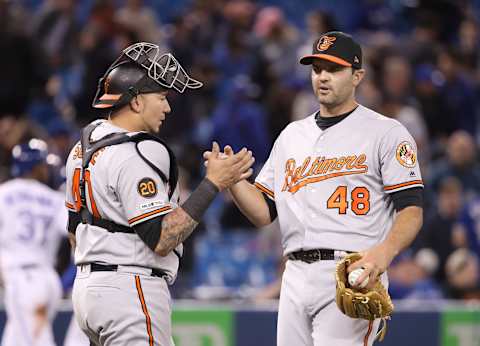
[155,178,218,256]
[156,208,199,255]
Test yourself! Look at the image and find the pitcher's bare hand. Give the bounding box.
[347,243,395,289]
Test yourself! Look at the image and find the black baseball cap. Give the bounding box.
[300,31,362,69]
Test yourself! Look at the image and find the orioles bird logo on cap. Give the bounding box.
[317,36,336,51]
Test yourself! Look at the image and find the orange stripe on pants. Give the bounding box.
[135,276,154,346]
[363,320,374,346]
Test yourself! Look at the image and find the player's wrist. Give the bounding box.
[377,242,399,266]
[228,179,244,190]
[182,178,219,222]
[205,174,225,191]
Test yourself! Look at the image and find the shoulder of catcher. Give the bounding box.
[135,139,171,176]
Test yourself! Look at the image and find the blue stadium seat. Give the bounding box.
[192,230,279,296]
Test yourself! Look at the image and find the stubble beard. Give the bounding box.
[317,88,351,110]
[317,90,340,108]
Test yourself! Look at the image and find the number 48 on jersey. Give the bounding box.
[327,186,370,215]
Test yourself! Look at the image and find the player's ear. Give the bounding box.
[129,95,143,113]
[352,69,365,87]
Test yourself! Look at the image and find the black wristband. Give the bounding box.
[182,178,219,222]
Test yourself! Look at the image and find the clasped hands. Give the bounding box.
[202,142,255,191]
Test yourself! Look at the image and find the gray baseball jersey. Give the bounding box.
[65,120,181,284]
[255,105,423,255]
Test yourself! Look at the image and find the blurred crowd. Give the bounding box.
[2,0,480,301]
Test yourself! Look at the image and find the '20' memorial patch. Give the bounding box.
[137,177,157,198]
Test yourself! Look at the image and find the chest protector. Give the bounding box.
[77,122,178,233]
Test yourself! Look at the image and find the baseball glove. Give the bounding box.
[335,253,394,340]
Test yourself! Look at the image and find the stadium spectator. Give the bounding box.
[437,48,477,136]
[115,0,163,44]
[210,75,269,164]
[254,6,300,80]
[388,252,443,300]
[72,1,123,125]
[429,130,480,202]
[456,197,480,256]
[445,248,480,300]
[212,25,260,90]
[413,177,464,284]
[31,0,79,69]
[0,1,50,117]
[380,55,430,162]
[402,10,442,66]
[413,63,452,141]
[456,18,480,76]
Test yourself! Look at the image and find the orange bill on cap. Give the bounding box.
[299,54,352,67]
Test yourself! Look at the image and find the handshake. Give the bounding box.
[202,141,255,191]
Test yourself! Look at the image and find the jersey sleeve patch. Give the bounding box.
[139,200,170,211]
[128,205,173,226]
[396,141,417,168]
[137,178,157,198]
[254,182,275,200]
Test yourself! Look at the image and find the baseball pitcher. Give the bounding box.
[204,31,424,346]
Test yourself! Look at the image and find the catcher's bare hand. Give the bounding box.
[347,244,395,289]
[205,142,254,191]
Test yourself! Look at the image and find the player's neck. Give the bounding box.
[108,113,144,133]
[319,99,358,118]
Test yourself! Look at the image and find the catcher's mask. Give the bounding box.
[92,42,203,109]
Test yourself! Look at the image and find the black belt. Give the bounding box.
[90,263,167,278]
[288,249,349,263]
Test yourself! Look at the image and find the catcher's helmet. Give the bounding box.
[11,139,49,177]
[92,42,203,109]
